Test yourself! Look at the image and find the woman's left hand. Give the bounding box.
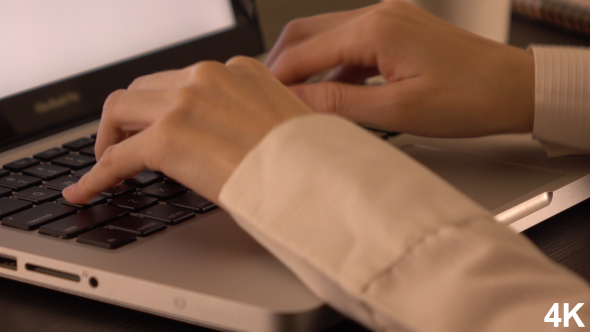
[63,56,313,204]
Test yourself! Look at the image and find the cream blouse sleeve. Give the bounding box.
[530,45,590,157]
[219,114,590,332]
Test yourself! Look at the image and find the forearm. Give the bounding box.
[220,115,590,331]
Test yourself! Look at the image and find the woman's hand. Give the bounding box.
[63,57,313,204]
[266,1,535,137]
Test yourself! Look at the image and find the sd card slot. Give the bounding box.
[25,263,80,282]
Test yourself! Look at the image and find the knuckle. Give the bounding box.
[364,10,392,34]
[365,1,409,31]
[187,61,224,82]
[225,55,249,66]
[282,18,306,37]
[99,144,117,171]
[226,56,265,74]
[308,84,346,115]
[102,89,126,119]
[127,76,146,90]
[325,84,348,114]
[354,5,408,49]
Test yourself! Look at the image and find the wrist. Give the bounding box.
[493,44,535,134]
[515,47,536,132]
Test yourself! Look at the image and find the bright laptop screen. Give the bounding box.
[0,0,236,99]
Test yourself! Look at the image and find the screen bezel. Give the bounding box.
[0,0,264,153]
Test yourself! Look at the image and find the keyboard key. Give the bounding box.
[52,153,95,169]
[77,227,136,249]
[23,164,70,180]
[44,176,79,191]
[4,158,40,172]
[14,187,62,204]
[124,171,162,187]
[33,147,70,161]
[72,165,93,178]
[101,183,136,198]
[0,169,10,178]
[138,204,195,224]
[169,192,217,213]
[39,204,129,238]
[0,198,33,218]
[1,202,76,230]
[0,187,11,197]
[0,174,42,190]
[90,133,97,139]
[109,216,166,236]
[57,195,107,209]
[79,145,95,157]
[138,183,186,200]
[108,194,158,212]
[62,137,95,151]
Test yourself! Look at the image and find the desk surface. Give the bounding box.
[2,15,590,332]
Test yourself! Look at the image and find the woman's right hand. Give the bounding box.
[266,1,535,138]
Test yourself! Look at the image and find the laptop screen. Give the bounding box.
[0,0,236,100]
[0,0,263,153]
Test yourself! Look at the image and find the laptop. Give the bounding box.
[1,1,590,332]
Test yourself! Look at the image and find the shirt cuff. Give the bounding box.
[219,114,491,328]
[530,45,590,157]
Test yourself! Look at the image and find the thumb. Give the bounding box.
[289,82,396,126]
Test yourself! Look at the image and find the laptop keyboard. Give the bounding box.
[0,134,217,249]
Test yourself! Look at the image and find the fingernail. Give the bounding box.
[62,184,76,201]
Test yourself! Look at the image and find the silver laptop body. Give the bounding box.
[390,133,590,233]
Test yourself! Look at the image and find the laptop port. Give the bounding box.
[0,254,17,270]
[25,263,80,282]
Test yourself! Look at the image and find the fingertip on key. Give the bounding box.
[62,184,77,202]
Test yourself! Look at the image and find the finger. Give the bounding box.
[289,81,405,129]
[265,5,376,68]
[96,89,175,160]
[62,131,151,204]
[127,69,186,90]
[269,24,374,85]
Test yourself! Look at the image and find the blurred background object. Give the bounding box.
[255,0,378,49]
[513,0,590,37]
[399,0,512,42]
